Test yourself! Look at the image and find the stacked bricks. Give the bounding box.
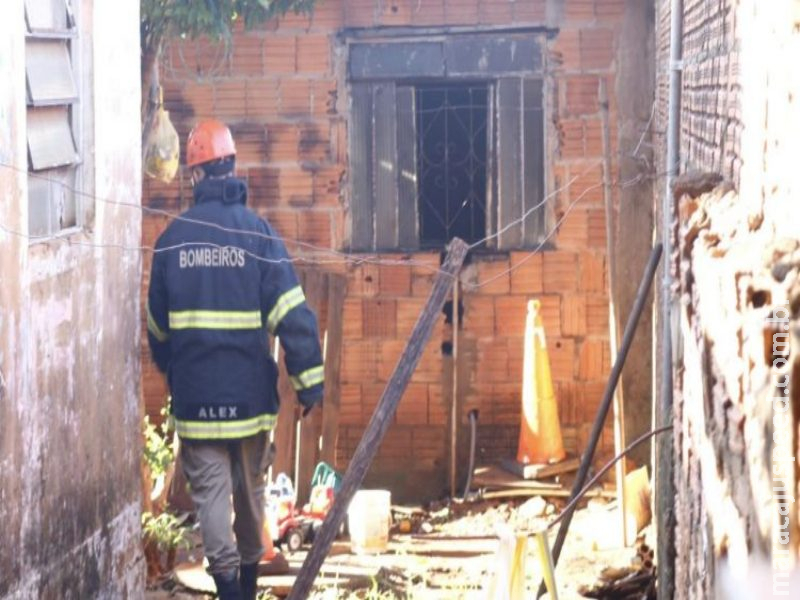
[141,0,628,497]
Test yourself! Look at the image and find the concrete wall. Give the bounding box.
[655,0,800,595]
[142,0,656,500]
[0,0,144,597]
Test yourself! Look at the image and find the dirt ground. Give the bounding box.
[146,495,646,599]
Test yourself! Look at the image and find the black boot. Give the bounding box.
[240,562,259,600]
[212,570,242,600]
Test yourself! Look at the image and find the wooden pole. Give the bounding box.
[287,239,469,600]
[321,275,346,466]
[599,79,629,546]
[449,277,460,497]
[537,244,662,598]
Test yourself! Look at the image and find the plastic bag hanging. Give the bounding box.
[143,86,180,183]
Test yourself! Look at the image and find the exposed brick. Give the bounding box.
[595,0,625,20]
[410,343,443,384]
[312,166,344,205]
[578,338,609,381]
[509,252,543,294]
[556,207,590,248]
[340,340,379,383]
[311,79,338,116]
[411,0,446,24]
[586,295,610,335]
[232,128,267,165]
[298,122,331,162]
[396,297,426,336]
[475,258,511,294]
[569,162,604,205]
[476,339,510,383]
[297,34,330,74]
[579,251,606,293]
[344,0,377,27]
[231,34,264,75]
[490,383,520,425]
[561,294,588,336]
[340,383,362,425]
[547,337,576,381]
[246,80,280,120]
[463,295,495,338]
[247,166,280,207]
[342,297,363,339]
[213,80,247,121]
[397,383,429,425]
[553,29,581,71]
[543,251,580,293]
[559,119,585,158]
[280,79,312,116]
[479,0,514,25]
[379,263,412,296]
[444,0,479,24]
[581,28,615,70]
[538,295,562,337]
[565,0,595,21]
[513,0,547,22]
[298,210,332,247]
[277,167,313,204]
[265,123,300,162]
[181,81,215,120]
[565,76,601,116]
[378,0,413,26]
[377,340,405,381]
[557,381,580,426]
[363,299,397,338]
[264,36,296,73]
[580,382,607,422]
[506,336,524,382]
[413,426,447,460]
[278,9,313,29]
[428,384,447,425]
[348,263,380,297]
[310,1,345,28]
[493,296,528,337]
[587,209,607,248]
[262,210,298,241]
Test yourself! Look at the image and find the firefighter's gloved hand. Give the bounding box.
[300,392,323,418]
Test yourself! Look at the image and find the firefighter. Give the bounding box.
[146,119,324,600]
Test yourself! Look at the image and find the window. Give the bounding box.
[347,33,546,251]
[25,0,81,237]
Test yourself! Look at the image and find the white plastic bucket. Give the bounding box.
[347,489,391,554]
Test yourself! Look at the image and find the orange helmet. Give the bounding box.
[186,119,236,167]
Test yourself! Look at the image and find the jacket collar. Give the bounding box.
[193,177,248,206]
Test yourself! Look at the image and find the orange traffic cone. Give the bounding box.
[517,299,566,465]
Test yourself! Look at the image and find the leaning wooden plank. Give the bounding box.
[287,238,469,600]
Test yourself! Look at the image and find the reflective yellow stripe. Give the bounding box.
[169,310,262,330]
[289,365,324,391]
[146,303,169,342]
[267,286,305,333]
[174,414,277,440]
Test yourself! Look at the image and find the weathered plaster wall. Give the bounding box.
[0,0,144,597]
[655,0,800,595]
[142,0,655,500]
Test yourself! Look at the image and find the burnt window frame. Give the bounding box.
[345,31,549,252]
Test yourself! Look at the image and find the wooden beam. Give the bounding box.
[321,274,346,466]
[287,238,469,600]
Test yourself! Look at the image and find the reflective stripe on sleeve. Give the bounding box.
[289,365,324,391]
[168,310,262,330]
[267,286,306,333]
[146,303,169,342]
[174,413,277,440]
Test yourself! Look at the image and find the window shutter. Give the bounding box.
[349,83,374,250]
[496,77,546,249]
[396,86,419,250]
[373,82,398,250]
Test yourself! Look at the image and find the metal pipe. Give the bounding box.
[537,244,663,598]
[658,0,684,595]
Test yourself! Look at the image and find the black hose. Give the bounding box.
[462,409,479,499]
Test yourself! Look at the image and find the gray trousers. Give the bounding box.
[180,431,271,575]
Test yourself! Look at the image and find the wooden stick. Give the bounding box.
[599,79,629,547]
[287,238,469,600]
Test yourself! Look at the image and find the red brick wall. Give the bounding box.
[142,0,637,499]
[656,0,800,594]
